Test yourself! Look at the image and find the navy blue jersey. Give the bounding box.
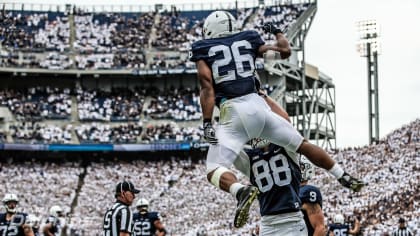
[245,144,302,216]
[190,30,264,106]
[132,212,160,236]
[299,185,323,236]
[33,228,40,236]
[328,224,350,236]
[45,216,61,235]
[0,212,28,236]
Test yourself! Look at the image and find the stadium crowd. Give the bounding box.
[0,119,418,235]
[0,3,308,70]
[311,119,420,235]
[0,1,417,235]
[0,86,205,144]
[0,87,72,120]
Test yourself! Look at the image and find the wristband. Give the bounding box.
[328,163,345,179]
[203,118,212,124]
[257,90,267,98]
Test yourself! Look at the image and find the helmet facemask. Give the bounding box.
[4,201,18,214]
[300,156,315,181]
[2,193,19,214]
[137,205,148,215]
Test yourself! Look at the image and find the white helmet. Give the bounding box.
[202,11,238,39]
[333,214,345,224]
[26,214,40,228]
[136,198,149,214]
[2,193,19,213]
[49,205,63,217]
[300,156,315,181]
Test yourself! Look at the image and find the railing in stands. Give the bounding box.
[1,0,315,13]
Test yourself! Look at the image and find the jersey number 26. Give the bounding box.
[209,40,255,84]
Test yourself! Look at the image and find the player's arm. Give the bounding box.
[119,232,130,236]
[42,223,54,236]
[258,23,291,59]
[154,219,166,236]
[348,217,360,235]
[302,202,326,236]
[197,59,215,121]
[22,223,34,236]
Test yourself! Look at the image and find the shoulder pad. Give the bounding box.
[149,212,160,220]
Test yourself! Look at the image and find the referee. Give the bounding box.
[103,181,140,236]
[392,218,413,236]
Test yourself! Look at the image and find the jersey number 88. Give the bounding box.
[251,154,292,192]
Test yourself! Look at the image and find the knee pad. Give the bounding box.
[209,166,232,188]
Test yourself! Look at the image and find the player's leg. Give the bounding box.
[206,144,244,193]
[296,140,335,169]
[206,144,259,228]
[262,109,365,192]
[207,94,265,193]
[206,98,262,228]
[261,108,336,170]
[260,109,304,152]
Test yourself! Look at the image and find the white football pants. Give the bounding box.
[206,93,303,172]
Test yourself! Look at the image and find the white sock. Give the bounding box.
[229,183,245,198]
[328,163,345,179]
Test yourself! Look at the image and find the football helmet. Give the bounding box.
[333,214,345,224]
[2,193,19,213]
[136,198,149,214]
[202,11,238,39]
[300,156,315,181]
[49,205,63,217]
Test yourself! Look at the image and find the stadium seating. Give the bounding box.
[0,3,308,70]
[0,119,418,235]
[1,2,417,235]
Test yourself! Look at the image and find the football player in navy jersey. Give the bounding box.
[42,205,65,236]
[190,10,365,228]
[132,198,166,236]
[299,157,326,236]
[233,143,307,235]
[25,215,40,236]
[0,193,34,236]
[328,214,360,236]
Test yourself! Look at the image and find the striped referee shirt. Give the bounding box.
[392,228,413,236]
[103,201,133,236]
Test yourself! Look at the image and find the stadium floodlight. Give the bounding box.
[356,20,381,57]
[356,19,381,144]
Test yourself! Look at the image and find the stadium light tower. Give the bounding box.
[356,19,381,144]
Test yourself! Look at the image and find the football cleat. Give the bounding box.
[338,172,366,192]
[234,186,259,228]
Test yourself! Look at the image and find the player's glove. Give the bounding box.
[262,22,283,35]
[203,120,218,144]
[338,172,366,192]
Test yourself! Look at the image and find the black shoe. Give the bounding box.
[234,186,259,228]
